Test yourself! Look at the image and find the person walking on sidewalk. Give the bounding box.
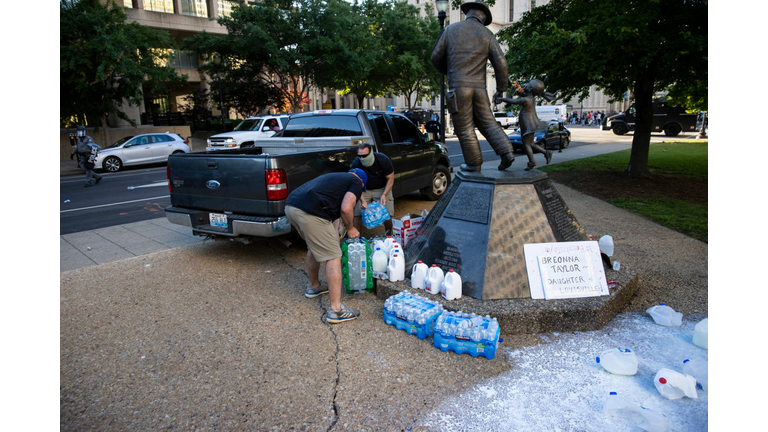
[284,169,367,324]
[351,143,395,235]
[74,126,103,187]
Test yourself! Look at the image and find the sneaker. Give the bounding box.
[305,283,329,298]
[84,182,93,187]
[325,304,360,324]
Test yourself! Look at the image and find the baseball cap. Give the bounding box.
[349,168,367,191]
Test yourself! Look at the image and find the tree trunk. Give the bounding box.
[627,63,658,176]
[357,94,366,110]
[100,114,111,148]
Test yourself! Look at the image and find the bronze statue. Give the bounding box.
[431,0,514,172]
[496,79,555,170]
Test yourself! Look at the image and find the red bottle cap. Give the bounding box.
[449,269,454,272]
[418,260,423,263]
[432,264,437,267]
[659,377,667,384]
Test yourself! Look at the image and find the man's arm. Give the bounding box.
[380,172,395,205]
[341,192,360,239]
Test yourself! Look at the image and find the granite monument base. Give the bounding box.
[403,168,589,300]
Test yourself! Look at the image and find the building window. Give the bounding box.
[123,0,133,8]
[218,0,234,18]
[145,0,174,14]
[509,0,514,22]
[181,0,208,18]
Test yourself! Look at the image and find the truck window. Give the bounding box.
[391,115,421,144]
[366,112,394,144]
[281,116,363,137]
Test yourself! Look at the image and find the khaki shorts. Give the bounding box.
[285,205,344,262]
[354,187,394,217]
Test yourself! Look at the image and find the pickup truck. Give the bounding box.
[165,109,451,241]
[603,102,698,136]
[206,114,289,150]
[493,112,517,129]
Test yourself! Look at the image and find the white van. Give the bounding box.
[535,105,568,122]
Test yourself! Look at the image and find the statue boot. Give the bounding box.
[498,152,514,170]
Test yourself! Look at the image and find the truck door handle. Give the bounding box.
[401,150,408,157]
[207,160,218,170]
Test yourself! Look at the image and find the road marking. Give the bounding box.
[127,181,169,190]
[60,195,169,214]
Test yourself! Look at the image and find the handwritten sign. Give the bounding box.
[524,241,609,300]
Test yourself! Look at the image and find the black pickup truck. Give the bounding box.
[165,109,451,241]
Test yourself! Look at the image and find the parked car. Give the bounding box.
[206,114,289,151]
[95,133,190,172]
[494,112,518,129]
[507,121,571,153]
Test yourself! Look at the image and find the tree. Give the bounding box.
[497,0,707,176]
[60,0,184,140]
[379,1,442,111]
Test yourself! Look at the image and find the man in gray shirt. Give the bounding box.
[431,0,514,172]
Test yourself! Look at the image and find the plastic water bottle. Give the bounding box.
[693,318,708,349]
[440,269,462,300]
[654,368,698,400]
[372,247,388,274]
[646,304,683,326]
[347,241,367,291]
[598,233,614,257]
[411,261,428,290]
[387,253,405,281]
[682,358,708,391]
[424,265,444,295]
[596,348,638,375]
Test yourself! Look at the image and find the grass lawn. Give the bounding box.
[541,141,708,242]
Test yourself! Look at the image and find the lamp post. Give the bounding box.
[214,54,226,131]
[436,0,448,144]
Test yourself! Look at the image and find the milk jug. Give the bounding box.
[646,304,683,327]
[389,245,403,261]
[654,368,698,400]
[372,247,388,274]
[693,318,708,349]
[382,236,394,256]
[440,269,462,300]
[424,265,444,295]
[598,233,614,256]
[387,253,405,282]
[596,348,638,375]
[682,358,708,391]
[411,261,428,290]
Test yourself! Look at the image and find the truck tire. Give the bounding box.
[612,123,628,135]
[664,123,682,137]
[421,165,450,201]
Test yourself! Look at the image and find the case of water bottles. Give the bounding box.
[383,292,444,339]
[342,237,374,294]
[433,311,500,360]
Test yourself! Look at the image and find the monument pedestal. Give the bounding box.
[403,168,588,300]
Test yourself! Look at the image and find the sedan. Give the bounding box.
[507,121,571,153]
[95,133,190,172]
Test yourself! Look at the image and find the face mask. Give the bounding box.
[359,153,375,167]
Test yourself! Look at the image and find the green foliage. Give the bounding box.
[609,198,707,243]
[60,0,185,127]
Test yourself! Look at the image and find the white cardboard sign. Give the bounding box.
[523,241,609,300]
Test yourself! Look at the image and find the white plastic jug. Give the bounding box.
[411,261,428,290]
[440,269,462,300]
[372,247,388,273]
[646,304,683,327]
[389,246,403,261]
[598,233,614,256]
[603,393,667,432]
[693,318,708,349]
[636,406,667,432]
[424,265,444,295]
[654,368,698,400]
[603,392,631,418]
[382,236,394,256]
[387,253,405,282]
[596,348,638,375]
[682,358,708,391]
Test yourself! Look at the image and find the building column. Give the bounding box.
[208,0,219,18]
[173,0,182,15]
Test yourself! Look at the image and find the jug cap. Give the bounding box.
[609,392,617,395]
[448,269,455,272]
[658,377,667,384]
[432,264,437,267]
[418,260,423,263]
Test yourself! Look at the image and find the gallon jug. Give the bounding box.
[603,392,632,418]
[440,269,462,300]
[646,304,683,327]
[389,245,403,261]
[654,368,698,400]
[387,253,405,282]
[372,247,388,274]
[682,358,708,391]
[424,265,444,295]
[382,236,394,256]
[596,348,638,375]
[598,233,614,256]
[693,318,708,349]
[411,261,428,290]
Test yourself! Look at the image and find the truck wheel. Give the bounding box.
[421,165,450,201]
[664,124,682,137]
[612,123,628,135]
[104,156,122,172]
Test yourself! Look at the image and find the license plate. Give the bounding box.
[209,213,228,228]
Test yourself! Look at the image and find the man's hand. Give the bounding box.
[379,195,387,206]
[346,226,360,239]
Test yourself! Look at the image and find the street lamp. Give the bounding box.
[436,0,448,144]
[214,54,226,131]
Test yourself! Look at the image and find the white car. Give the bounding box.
[206,115,289,151]
[95,133,190,172]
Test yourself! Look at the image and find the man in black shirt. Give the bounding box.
[284,169,367,324]
[351,143,395,235]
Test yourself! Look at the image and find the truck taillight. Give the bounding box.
[266,169,288,200]
[167,166,172,193]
